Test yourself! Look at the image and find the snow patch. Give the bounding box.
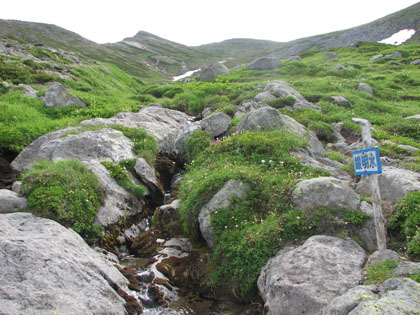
[173,68,201,81]
[379,29,416,46]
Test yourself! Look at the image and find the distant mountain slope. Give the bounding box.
[0,20,165,80]
[267,2,420,59]
[195,38,280,65]
[107,31,217,75]
[0,21,216,80]
[196,2,420,64]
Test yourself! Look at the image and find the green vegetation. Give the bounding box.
[111,126,158,166]
[389,191,420,256]
[101,161,147,198]
[178,130,329,299]
[21,160,104,244]
[185,130,212,163]
[365,259,399,284]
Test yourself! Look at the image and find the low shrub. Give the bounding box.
[185,130,212,163]
[389,191,420,255]
[308,121,336,143]
[265,96,296,108]
[365,260,398,285]
[21,160,104,244]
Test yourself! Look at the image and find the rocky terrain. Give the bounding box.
[1,3,420,315]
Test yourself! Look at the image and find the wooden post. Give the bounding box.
[352,118,387,250]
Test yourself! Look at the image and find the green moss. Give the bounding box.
[21,160,104,244]
[101,161,147,198]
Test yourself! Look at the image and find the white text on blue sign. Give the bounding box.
[352,147,382,175]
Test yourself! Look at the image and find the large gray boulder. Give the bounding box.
[264,80,321,112]
[254,91,276,102]
[410,59,420,65]
[81,104,193,155]
[0,212,138,315]
[198,180,249,248]
[200,112,231,138]
[84,160,143,227]
[236,107,324,157]
[11,128,135,172]
[358,83,374,96]
[174,123,202,163]
[292,177,361,212]
[323,278,420,315]
[11,128,142,227]
[356,166,420,214]
[0,189,27,213]
[246,56,282,70]
[199,63,229,81]
[18,84,37,98]
[258,235,366,315]
[45,82,86,108]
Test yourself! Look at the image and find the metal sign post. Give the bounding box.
[352,118,387,251]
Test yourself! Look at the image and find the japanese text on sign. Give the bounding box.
[352,147,382,175]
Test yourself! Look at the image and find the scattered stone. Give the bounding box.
[368,249,400,265]
[17,84,37,98]
[254,91,276,102]
[246,56,282,70]
[324,278,420,315]
[0,212,139,315]
[324,52,339,60]
[394,261,420,277]
[258,235,366,315]
[201,107,213,117]
[198,180,250,248]
[264,80,321,112]
[199,63,229,81]
[234,100,269,118]
[291,177,361,212]
[1,81,11,89]
[288,55,302,61]
[358,83,374,96]
[0,189,27,213]
[45,82,86,108]
[410,59,420,65]
[385,51,403,58]
[154,199,181,231]
[200,112,231,138]
[370,54,384,61]
[11,181,22,194]
[331,96,353,108]
[332,64,345,70]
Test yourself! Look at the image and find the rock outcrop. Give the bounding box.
[247,56,282,70]
[236,107,324,157]
[81,104,193,155]
[0,212,140,315]
[198,180,249,248]
[199,63,229,81]
[264,80,321,111]
[356,166,420,214]
[358,83,374,96]
[258,235,366,315]
[292,177,361,211]
[323,278,420,315]
[45,82,86,108]
[331,96,353,108]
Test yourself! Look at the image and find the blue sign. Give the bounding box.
[352,147,382,175]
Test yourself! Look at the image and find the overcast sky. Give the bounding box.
[2,0,419,46]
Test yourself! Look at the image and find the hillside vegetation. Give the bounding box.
[1,25,420,303]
